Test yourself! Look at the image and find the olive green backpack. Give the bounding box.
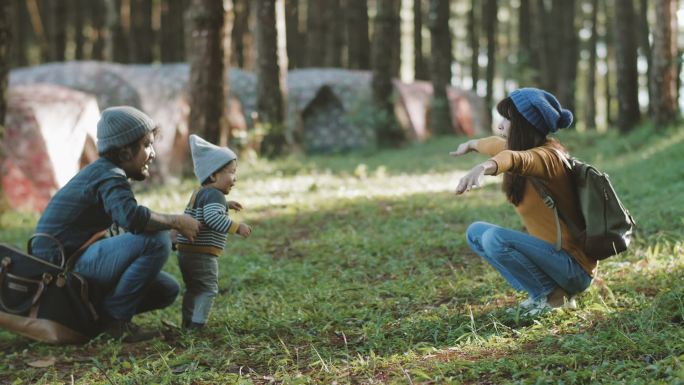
[531,156,636,260]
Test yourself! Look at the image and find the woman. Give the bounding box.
[451,88,594,315]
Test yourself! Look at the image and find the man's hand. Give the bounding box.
[449,140,476,157]
[237,223,252,238]
[228,201,243,211]
[176,214,201,242]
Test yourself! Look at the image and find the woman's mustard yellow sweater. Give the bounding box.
[475,136,597,276]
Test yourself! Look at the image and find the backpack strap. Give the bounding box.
[529,178,563,251]
[186,188,201,209]
[65,230,108,272]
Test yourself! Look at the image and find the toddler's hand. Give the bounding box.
[228,201,243,211]
[237,223,252,238]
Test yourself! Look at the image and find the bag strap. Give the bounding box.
[27,233,66,268]
[65,230,108,272]
[529,178,564,251]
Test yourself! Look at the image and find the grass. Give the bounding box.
[0,124,683,384]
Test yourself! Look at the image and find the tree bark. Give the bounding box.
[10,0,28,67]
[130,0,153,63]
[161,0,187,62]
[373,0,404,146]
[306,0,326,66]
[45,0,67,61]
[74,0,85,60]
[105,0,129,62]
[231,0,249,68]
[413,0,426,79]
[346,0,370,69]
[613,0,640,132]
[586,0,598,130]
[556,0,578,115]
[0,0,11,209]
[428,0,452,135]
[484,0,497,128]
[468,0,479,91]
[89,0,107,60]
[324,0,343,67]
[638,0,652,113]
[255,0,286,155]
[187,0,227,144]
[651,0,678,127]
[285,0,301,69]
[603,0,614,126]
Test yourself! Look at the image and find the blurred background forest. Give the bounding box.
[0,0,680,211]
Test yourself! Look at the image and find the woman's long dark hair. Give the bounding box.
[496,97,548,206]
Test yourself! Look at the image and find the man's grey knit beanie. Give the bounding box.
[97,106,156,153]
[189,134,238,183]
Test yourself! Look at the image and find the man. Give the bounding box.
[31,106,200,342]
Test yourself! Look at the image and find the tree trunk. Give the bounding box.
[105,0,129,62]
[613,0,640,132]
[11,0,29,67]
[161,0,186,62]
[187,0,227,144]
[468,0,479,91]
[231,0,249,68]
[45,0,67,61]
[346,0,370,69]
[413,0,426,80]
[518,0,532,84]
[651,0,678,127]
[586,0,598,130]
[306,0,326,66]
[255,0,285,155]
[74,0,85,60]
[428,0,452,135]
[0,0,11,210]
[388,0,401,78]
[90,0,107,60]
[373,0,404,146]
[484,0,497,128]
[638,0,652,113]
[603,0,614,126]
[285,0,301,69]
[556,0,578,115]
[130,0,153,63]
[324,0,343,67]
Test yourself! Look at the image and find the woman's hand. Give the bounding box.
[449,140,477,157]
[455,160,498,195]
[228,201,243,211]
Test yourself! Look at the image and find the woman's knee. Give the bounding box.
[480,226,509,255]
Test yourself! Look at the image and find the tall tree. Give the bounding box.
[483,0,497,128]
[651,0,678,127]
[388,0,401,78]
[428,0,452,135]
[255,0,285,155]
[231,0,250,68]
[161,0,187,62]
[74,0,86,60]
[306,0,326,66]
[45,0,67,61]
[324,0,343,67]
[638,0,652,113]
[105,0,129,62]
[585,0,599,130]
[346,0,370,69]
[285,0,301,69]
[89,0,107,60]
[130,0,153,63]
[187,0,227,144]
[518,0,533,84]
[0,0,11,210]
[603,0,615,125]
[10,0,29,67]
[373,0,404,146]
[413,0,427,80]
[613,0,640,132]
[467,0,479,91]
[556,0,578,114]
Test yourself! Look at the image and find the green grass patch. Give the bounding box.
[1,126,683,384]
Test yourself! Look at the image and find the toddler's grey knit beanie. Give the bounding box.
[189,134,238,183]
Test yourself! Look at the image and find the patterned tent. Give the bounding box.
[2,85,100,212]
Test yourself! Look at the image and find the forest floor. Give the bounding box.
[1,124,683,384]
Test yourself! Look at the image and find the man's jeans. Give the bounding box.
[74,231,179,321]
[466,221,592,301]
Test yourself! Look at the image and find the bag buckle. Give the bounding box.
[542,196,556,209]
[1,257,10,268]
[56,273,66,288]
[41,273,53,285]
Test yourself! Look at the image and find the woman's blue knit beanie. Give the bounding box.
[509,88,573,134]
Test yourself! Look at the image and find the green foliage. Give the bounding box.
[1,125,683,384]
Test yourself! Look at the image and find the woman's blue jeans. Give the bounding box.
[466,221,592,301]
[73,231,179,321]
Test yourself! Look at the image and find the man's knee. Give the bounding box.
[155,272,180,308]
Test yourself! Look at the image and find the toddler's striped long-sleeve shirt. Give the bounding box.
[176,187,240,256]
